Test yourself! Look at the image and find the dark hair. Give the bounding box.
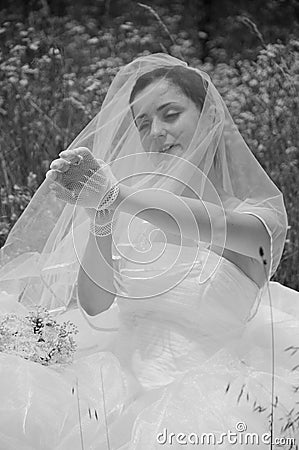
[129,66,207,110]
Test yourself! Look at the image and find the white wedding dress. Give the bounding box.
[1,244,299,449]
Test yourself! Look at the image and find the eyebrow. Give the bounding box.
[135,102,179,123]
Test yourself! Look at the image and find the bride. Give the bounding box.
[0,53,299,449]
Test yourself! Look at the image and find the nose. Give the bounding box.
[150,117,166,139]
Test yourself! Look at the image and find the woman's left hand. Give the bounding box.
[46,147,118,209]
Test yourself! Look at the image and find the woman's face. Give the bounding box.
[131,79,201,159]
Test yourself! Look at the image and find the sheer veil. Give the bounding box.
[0,53,288,316]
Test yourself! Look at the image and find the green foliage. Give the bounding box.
[0,175,36,248]
[0,8,298,288]
[201,41,299,288]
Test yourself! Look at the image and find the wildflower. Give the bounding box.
[20,79,28,87]
[87,37,99,44]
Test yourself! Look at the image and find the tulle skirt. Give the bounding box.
[0,279,299,449]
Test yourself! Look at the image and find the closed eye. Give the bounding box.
[164,112,180,121]
[138,121,150,131]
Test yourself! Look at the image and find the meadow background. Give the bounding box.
[0,0,298,289]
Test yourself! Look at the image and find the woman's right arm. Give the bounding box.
[77,230,116,316]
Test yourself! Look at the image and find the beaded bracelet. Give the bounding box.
[97,184,120,211]
[89,209,117,237]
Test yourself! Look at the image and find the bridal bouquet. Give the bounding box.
[0,306,78,366]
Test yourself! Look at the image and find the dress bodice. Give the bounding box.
[112,243,260,389]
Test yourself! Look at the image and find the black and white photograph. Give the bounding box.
[0,0,299,448]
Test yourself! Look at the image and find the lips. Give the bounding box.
[160,143,176,153]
